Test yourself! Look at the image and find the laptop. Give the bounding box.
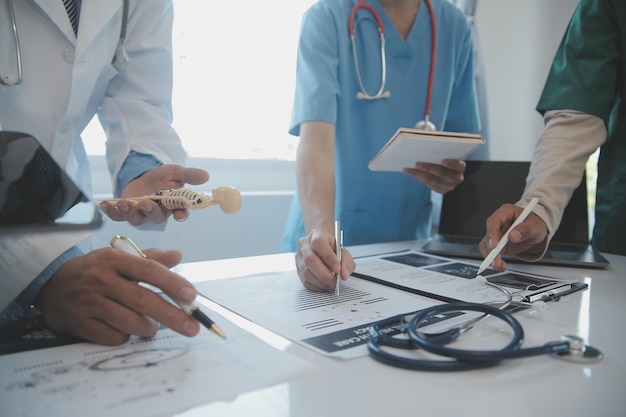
[0,131,102,234]
[420,160,609,269]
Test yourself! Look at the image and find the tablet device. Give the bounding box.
[0,131,102,234]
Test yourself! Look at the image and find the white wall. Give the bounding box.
[476,0,579,160]
[89,1,582,262]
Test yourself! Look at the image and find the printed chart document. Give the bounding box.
[351,250,587,304]
[197,271,441,360]
[0,310,312,417]
[368,128,485,172]
[196,250,586,360]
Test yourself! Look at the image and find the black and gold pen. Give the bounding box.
[110,235,226,339]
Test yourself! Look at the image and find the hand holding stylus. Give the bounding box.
[477,198,539,275]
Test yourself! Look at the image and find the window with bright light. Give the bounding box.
[84,1,316,160]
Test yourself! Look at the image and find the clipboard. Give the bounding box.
[350,250,589,310]
[368,128,485,172]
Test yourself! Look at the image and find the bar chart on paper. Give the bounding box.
[196,270,441,359]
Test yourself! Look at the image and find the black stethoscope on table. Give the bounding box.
[0,0,129,86]
[368,277,603,371]
[349,0,438,130]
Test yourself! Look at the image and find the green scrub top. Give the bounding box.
[537,0,626,255]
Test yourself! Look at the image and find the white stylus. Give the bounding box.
[477,197,539,275]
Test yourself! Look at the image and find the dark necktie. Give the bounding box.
[62,0,78,35]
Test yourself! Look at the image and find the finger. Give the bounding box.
[108,278,199,337]
[483,205,519,249]
[412,160,465,178]
[40,294,129,345]
[100,199,169,226]
[66,317,132,346]
[299,267,331,292]
[165,165,210,187]
[132,200,170,223]
[296,235,336,291]
[309,230,341,275]
[83,295,161,340]
[402,162,464,194]
[172,209,190,222]
[78,320,132,346]
[491,255,507,272]
[143,248,183,269]
[297,249,335,291]
[40,284,157,345]
[116,255,197,303]
[179,167,210,185]
[478,237,490,257]
[440,159,466,174]
[339,249,356,281]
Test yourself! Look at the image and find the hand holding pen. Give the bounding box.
[31,240,207,345]
[294,221,355,293]
[111,236,226,339]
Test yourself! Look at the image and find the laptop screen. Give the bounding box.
[0,131,102,234]
[438,160,590,244]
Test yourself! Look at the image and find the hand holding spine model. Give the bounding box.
[103,186,242,214]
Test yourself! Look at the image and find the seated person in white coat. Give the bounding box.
[0,0,209,345]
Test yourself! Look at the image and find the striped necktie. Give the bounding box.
[62,0,78,35]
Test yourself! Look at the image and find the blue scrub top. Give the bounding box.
[280,0,480,252]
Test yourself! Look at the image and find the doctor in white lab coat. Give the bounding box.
[0,0,208,345]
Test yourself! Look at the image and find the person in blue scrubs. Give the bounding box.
[280,0,482,291]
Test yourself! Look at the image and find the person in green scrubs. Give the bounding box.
[479,0,626,271]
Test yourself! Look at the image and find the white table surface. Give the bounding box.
[174,240,626,417]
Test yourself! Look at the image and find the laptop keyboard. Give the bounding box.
[547,243,587,254]
[438,235,481,245]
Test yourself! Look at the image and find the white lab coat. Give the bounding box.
[0,0,187,310]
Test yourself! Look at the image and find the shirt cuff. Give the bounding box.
[12,246,85,311]
[115,151,162,197]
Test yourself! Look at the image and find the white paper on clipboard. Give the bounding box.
[368,128,485,172]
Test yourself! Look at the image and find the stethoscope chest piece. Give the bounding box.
[414,118,437,131]
[551,335,603,364]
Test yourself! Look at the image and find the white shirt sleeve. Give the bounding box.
[516,109,606,261]
[0,231,91,312]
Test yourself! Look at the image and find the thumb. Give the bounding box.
[180,167,209,185]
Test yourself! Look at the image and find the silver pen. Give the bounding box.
[334,220,343,296]
[109,235,226,339]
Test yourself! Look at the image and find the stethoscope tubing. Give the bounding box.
[349,0,437,130]
[368,302,571,372]
[1,0,128,86]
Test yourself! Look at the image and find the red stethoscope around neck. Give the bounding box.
[349,0,437,130]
